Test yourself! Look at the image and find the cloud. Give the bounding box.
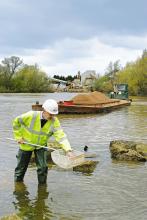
[0,0,146,75]
[13,35,143,76]
[0,0,147,50]
[99,34,147,49]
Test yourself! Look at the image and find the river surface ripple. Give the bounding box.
[0,93,147,220]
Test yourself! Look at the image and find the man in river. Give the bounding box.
[13,99,73,184]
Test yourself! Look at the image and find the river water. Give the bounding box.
[0,93,147,220]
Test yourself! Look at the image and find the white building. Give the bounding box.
[81,70,97,87]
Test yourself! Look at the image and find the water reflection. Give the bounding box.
[13,182,52,220]
[111,159,146,168]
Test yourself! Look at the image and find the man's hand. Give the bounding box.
[18,138,24,144]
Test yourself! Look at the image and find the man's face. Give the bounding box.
[43,111,54,120]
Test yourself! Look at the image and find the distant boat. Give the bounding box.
[32,91,131,114]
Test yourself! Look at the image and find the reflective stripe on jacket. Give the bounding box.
[13,111,72,152]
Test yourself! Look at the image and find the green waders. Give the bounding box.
[15,148,48,184]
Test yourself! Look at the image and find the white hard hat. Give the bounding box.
[42,99,58,114]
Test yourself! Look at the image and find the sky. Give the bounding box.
[0,0,147,76]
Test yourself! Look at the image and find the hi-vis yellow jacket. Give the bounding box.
[13,111,72,152]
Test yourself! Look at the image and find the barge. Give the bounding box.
[32,91,131,114]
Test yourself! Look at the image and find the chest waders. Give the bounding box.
[15,148,48,184]
[14,111,51,184]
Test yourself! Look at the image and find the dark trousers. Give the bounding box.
[15,148,48,184]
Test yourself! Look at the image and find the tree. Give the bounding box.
[105,60,121,86]
[12,65,52,92]
[142,49,147,58]
[0,56,23,90]
[94,75,112,92]
[117,51,147,95]
[2,56,23,77]
[53,74,76,81]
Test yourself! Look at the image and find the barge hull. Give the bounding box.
[59,100,131,114]
[32,100,131,114]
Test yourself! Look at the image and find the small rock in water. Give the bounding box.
[73,160,99,173]
[109,140,147,162]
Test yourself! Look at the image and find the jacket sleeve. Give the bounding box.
[52,117,72,152]
[12,111,33,141]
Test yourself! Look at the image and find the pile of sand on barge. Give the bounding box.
[70,91,118,105]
